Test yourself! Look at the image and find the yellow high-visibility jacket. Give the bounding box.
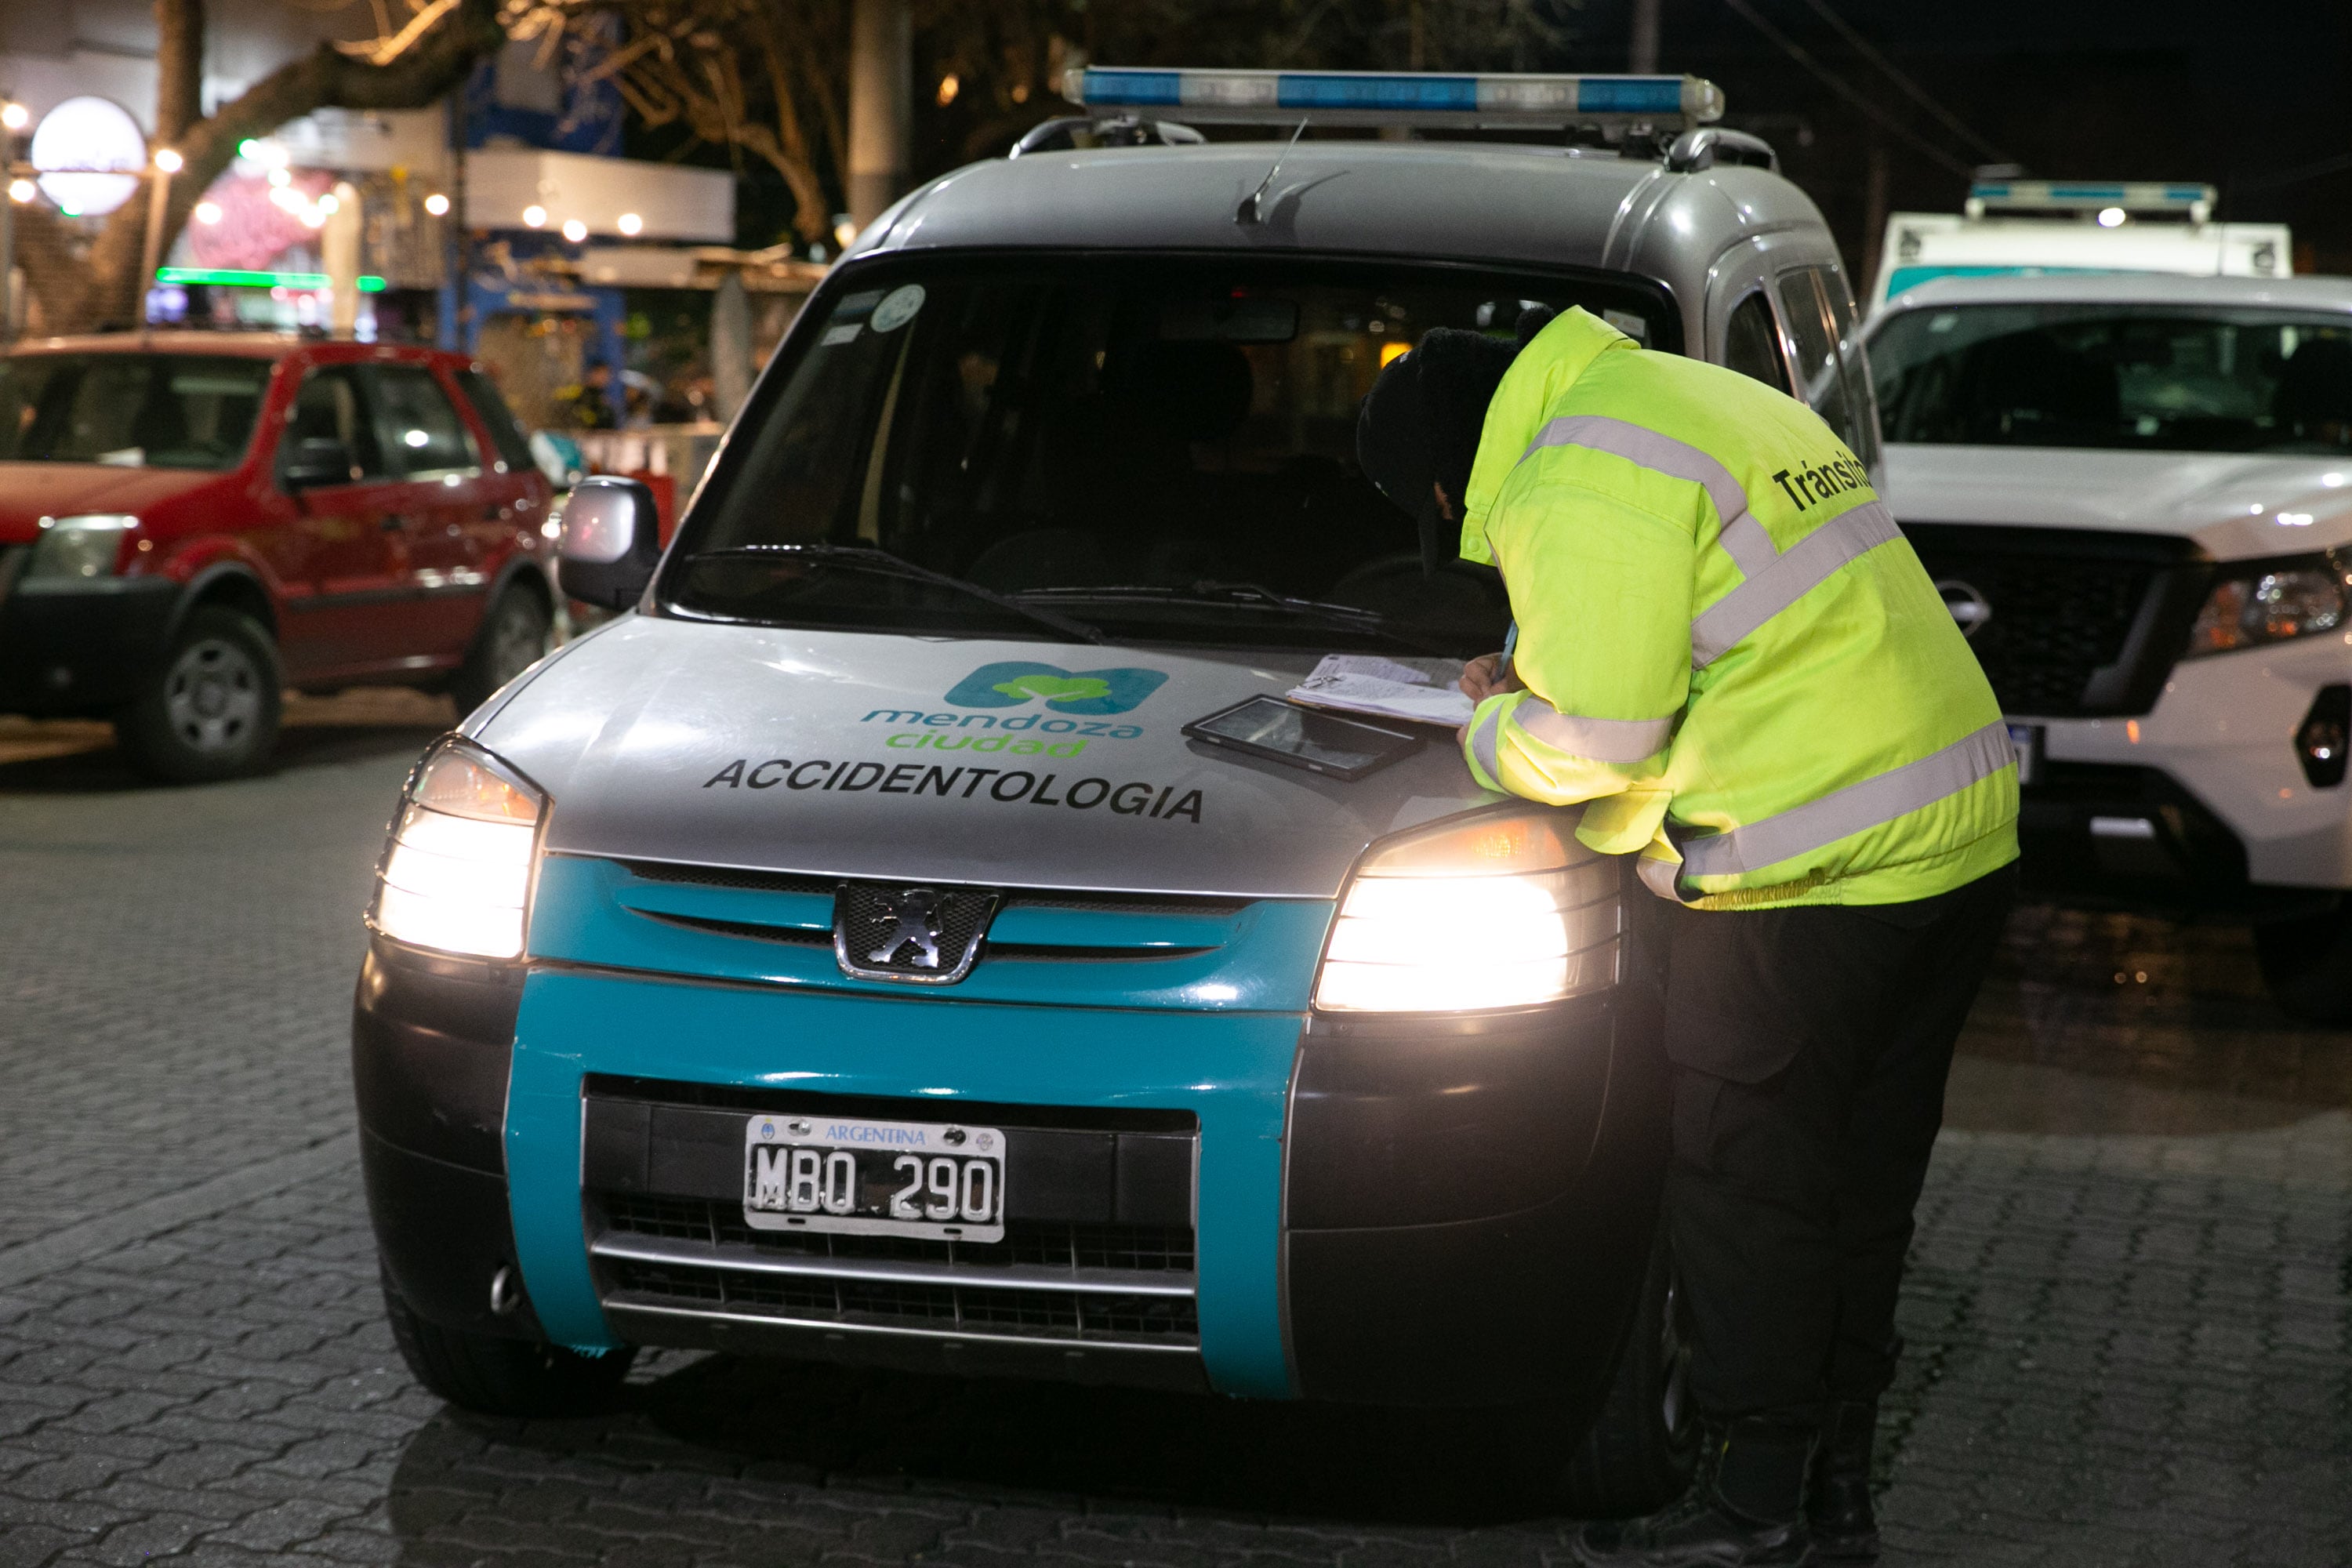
[1457,307,2018,908]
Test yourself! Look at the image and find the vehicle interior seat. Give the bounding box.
[971,339,1257,590]
[1963,331,2118,444]
[2273,336,2352,448]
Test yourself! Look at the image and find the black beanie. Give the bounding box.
[1356,307,1557,571]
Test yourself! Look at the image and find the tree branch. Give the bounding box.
[55,0,508,331]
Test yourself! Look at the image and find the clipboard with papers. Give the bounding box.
[1284,653,1476,729]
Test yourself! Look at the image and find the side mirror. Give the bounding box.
[556,475,662,610]
[281,436,358,490]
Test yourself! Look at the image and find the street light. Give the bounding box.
[193,200,221,225]
[5,180,31,205]
[561,217,586,243]
[616,211,642,236]
[0,102,27,132]
[521,204,546,228]
[153,147,182,174]
[423,192,450,216]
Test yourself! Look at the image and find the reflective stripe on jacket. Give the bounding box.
[1457,307,2018,909]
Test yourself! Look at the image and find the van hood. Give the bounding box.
[0,462,225,545]
[471,616,1497,900]
[1882,444,2352,560]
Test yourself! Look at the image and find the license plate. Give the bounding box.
[2005,722,2042,786]
[743,1113,1006,1241]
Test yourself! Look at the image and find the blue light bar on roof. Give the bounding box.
[1969,180,2215,215]
[1062,67,1723,130]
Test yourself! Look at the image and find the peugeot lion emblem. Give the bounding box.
[835,880,999,985]
[869,887,947,969]
[1936,579,1993,640]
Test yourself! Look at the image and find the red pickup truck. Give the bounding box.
[0,334,558,781]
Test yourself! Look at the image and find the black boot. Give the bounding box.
[1573,1418,1817,1567]
[1806,1401,1880,1562]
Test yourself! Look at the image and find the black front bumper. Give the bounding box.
[1284,960,1668,1409]
[0,575,179,716]
[2019,762,2336,920]
[351,938,542,1340]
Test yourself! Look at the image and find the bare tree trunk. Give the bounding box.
[1629,0,1661,74]
[1860,141,1891,295]
[39,0,505,333]
[155,0,206,142]
[847,0,910,230]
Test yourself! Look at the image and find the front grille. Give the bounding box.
[1000,891,1253,917]
[603,1257,1197,1339]
[598,1193,1196,1272]
[635,911,832,947]
[590,1195,1199,1344]
[1902,524,2207,719]
[619,860,837,895]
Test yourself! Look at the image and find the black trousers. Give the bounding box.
[1662,864,2015,1421]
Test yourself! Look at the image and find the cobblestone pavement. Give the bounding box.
[2,703,2348,1568]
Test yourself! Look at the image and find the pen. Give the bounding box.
[1498,621,1518,684]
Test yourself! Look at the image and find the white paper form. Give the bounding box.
[1287,654,1475,728]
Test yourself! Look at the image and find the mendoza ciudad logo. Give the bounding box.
[851,659,1171,757]
[945,662,1168,715]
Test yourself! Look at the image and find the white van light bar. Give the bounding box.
[1062,67,1723,131]
[1967,180,2216,223]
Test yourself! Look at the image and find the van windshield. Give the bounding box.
[0,353,274,470]
[662,256,1671,652]
[1869,303,2352,454]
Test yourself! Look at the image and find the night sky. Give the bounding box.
[1577,0,2352,276]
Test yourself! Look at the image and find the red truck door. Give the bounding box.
[274,363,414,675]
[364,362,492,659]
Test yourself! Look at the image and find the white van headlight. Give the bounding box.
[2186,552,2350,657]
[1313,809,1621,1014]
[368,740,544,960]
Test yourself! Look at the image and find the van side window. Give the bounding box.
[1814,268,1883,474]
[280,366,387,483]
[1776,271,1862,457]
[1724,292,1791,394]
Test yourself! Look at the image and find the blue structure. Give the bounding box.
[439,21,632,420]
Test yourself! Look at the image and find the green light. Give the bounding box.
[155,267,390,292]
[238,139,259,158]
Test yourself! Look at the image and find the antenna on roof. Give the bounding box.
[1237,118,1309,226]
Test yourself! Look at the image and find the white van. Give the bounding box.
[350,66,1882,1516]
[1870,180,2291,312]
[1865,271,2352,1020]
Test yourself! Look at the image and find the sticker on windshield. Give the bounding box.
[820,323,863,347]
[871,285,926,333]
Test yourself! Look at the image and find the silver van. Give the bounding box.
[351,68,1878,1516]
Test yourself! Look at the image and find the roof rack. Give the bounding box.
[1966,180,2216,224]
[1060,67,1725,132]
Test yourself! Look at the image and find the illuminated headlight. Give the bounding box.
[26,514,136,579]
[1314,808,1621,1014]
[2187,552,2349,657]
[368,740,544,959]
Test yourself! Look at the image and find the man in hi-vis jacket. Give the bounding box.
[1359,307,2018,1568]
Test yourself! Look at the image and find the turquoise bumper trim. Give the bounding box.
[506,860,1336,1399]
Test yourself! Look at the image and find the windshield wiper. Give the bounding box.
[1018,581,1458,657]
[677,543,1106,644]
